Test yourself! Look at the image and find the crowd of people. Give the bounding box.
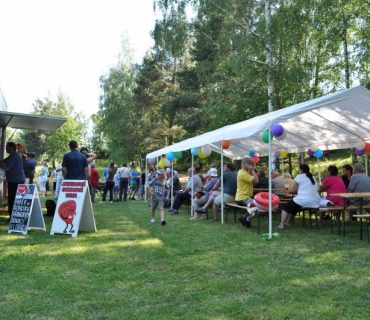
[3,139,370,231]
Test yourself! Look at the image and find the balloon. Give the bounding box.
[167,152,175,161]
[280,150,288,159]
[249,150,256,157]
[261,129,273,143]
[191,147,199,156]
[355,141,366,150]
[231,138,241,145]
[355,148,365,156]
[307,149,314,156]
[158,158,166,168]
[148,160,154,165]
[365,143,370,153]
[274,151,280,158]
[175,151,182,159]
[198,149,207,159]
[201,145,212,156]
[314,149,323,158]
[221,140,231,149]
[252,155,259,163]
[275,130,286,140]
[271,123,284,137]
[311,144,318,152]
[165,159,171,167]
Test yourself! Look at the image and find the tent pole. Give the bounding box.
[366,153,368,176]
[268,127,272,239]
[171,160,174,209]
[191,155,194,217]
[317,158,321,184]
[221,146,224,224]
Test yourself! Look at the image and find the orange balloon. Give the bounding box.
[365,142,370,153]
[221,140,231,149]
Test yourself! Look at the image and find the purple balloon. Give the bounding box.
[271,123,284,137]
[307,149,314,156]
[274,151,281,158]
[355,148,365,156]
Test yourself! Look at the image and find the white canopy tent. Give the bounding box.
[146,86,370,238]
[147,86,370,159]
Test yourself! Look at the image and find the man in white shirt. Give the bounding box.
[117,163,131,201]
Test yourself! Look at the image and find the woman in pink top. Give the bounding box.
[319,165,347,206]
[315,165,347,226]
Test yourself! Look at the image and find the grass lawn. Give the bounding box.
[1,195,369,319]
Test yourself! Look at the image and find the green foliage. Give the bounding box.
[20,92,85,165]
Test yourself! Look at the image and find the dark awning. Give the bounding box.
[0,111,66,131]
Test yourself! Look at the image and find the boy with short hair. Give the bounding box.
[149,169,168,226]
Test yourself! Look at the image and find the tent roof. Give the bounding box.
[0,111,66,131]
[147,86,370,160]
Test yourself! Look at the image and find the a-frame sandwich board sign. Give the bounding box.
[8,184,46,235]
[50,180,96,238]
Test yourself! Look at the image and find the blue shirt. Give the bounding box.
[4,152,25,183]
[130,171,138,185]
[62,150,88,180]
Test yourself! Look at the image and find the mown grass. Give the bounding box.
[1,195,369,320]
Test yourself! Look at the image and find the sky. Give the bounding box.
[0,0,158,117]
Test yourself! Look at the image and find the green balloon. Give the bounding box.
[261,129,273,143]
[175,151,182,159]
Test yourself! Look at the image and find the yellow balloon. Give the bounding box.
[198,149,207,159]
[158,158,166,168]
[280,150,288,159]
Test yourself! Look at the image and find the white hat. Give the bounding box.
[157,169,166,175]
[208,168,218,177]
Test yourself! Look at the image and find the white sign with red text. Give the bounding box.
[50,180,96,237]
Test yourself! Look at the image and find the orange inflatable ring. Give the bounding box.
[254,192,280,207]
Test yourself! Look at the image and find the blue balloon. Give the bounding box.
[314,149,323,158]
[167,152,175,161]
[191,147,199,156]
[249,150,255,157]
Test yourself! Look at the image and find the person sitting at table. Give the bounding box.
[169,167,202,214]
[346,163,370,224]
[314,165,347,226]
[254,169,268,188]
[164,169,182,208]
[271,171,286,197]
[277,164,320,229]
[283,172,297,193]
[196,162,237,222]
[191,168,219,220]
[235,157,259,228]
[341,164,353,189]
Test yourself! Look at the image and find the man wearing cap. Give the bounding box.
[191,168,219,220]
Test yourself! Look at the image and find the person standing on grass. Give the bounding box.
[22,154,34,184]
[100,162,115,204]
[0,142,25,220]
[62,140,89,180]
[148,169,168,225]
[37,162,49,197]
[117,163,131,202]
[129,165,139,200]
[89,163,100,203]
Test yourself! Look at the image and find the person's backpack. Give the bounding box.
[45,199,56,216]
